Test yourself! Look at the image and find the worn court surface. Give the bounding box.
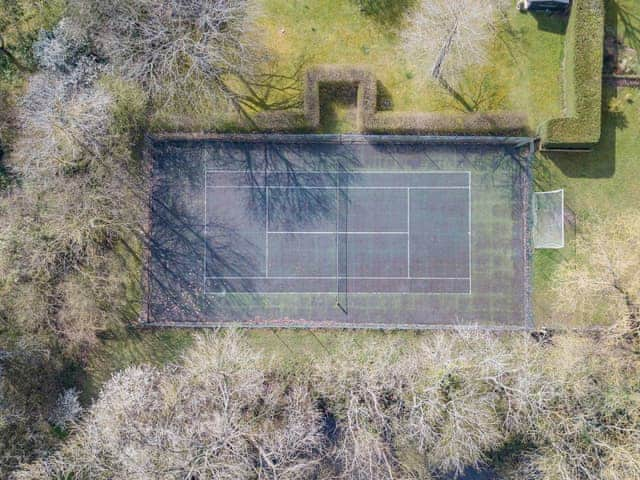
[145,135,533,328]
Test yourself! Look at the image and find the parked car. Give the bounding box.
[517,0,570,12]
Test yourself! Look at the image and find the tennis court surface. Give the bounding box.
[144,135,533,329]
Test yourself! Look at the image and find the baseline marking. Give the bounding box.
[206,276,470,280]
[267,231,408,235]
[407,188,410,278]
[468,171,472,294]
[203,158,208,294]
[206,169,472,176]
[206,185,469,190]
[265,185,269,276]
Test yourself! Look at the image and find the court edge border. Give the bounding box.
[141,134,536,330]
[151,133,533,146]
[141,320,531,331]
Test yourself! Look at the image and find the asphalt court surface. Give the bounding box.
[204,170,470,295]
[145,135,533,329]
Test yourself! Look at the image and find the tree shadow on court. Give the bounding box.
[238,142,361,231]
[143,142,266,323]
[144,140,364,323]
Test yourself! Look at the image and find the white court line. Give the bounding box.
[205,276,470,280]
[335,180,339,293]
[206,185,470,190]
[407,188,410,278]
[203,160,208,291]
[204,291,471,296]
[265,185,269,276]
[267,231,408,235]
[468,172,472,294]
[204,170,473,295]
[206,169,471,174]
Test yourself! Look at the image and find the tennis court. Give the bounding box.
[145,135,533,329]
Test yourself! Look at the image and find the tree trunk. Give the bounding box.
[431,19,459,80]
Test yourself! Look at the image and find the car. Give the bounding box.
[517,0,570,12]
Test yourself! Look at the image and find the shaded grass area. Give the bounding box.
[83,327,429,400]
[152,0,565,132]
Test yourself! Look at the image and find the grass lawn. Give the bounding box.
[153,0,565,132]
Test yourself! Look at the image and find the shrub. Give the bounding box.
[294,64,528,135]
[0,28,143,352]
[304,65,377,131]
[539,0,605,149]
[13,330,640,479]
[366,111,528,135]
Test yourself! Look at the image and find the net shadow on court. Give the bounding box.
[144,135,533,329]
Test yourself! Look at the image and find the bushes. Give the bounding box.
[304,65,377,131]
[0,24,145,352]
[366,111,528,135]
[14,330,640,479]
[67,0,261,105]
[539,0,605,149]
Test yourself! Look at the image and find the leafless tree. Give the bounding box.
[14,333,326,480]
[402,0,502,82]
[0,26,144,350]
[12,331,640,480]
[67,0,261,104]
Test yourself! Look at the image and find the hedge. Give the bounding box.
[251,64,528,136]
[538,0,605,149]
[252,110,307,132]
[304,65,377,130]
[366,111,528,136]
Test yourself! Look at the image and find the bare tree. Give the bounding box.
[68,0,261,104]
[12,331,640,479]
[14,333,326,480]
[402,0,502,82]
[0,23,144,350]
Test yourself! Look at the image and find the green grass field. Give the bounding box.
[153,0,566,132]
